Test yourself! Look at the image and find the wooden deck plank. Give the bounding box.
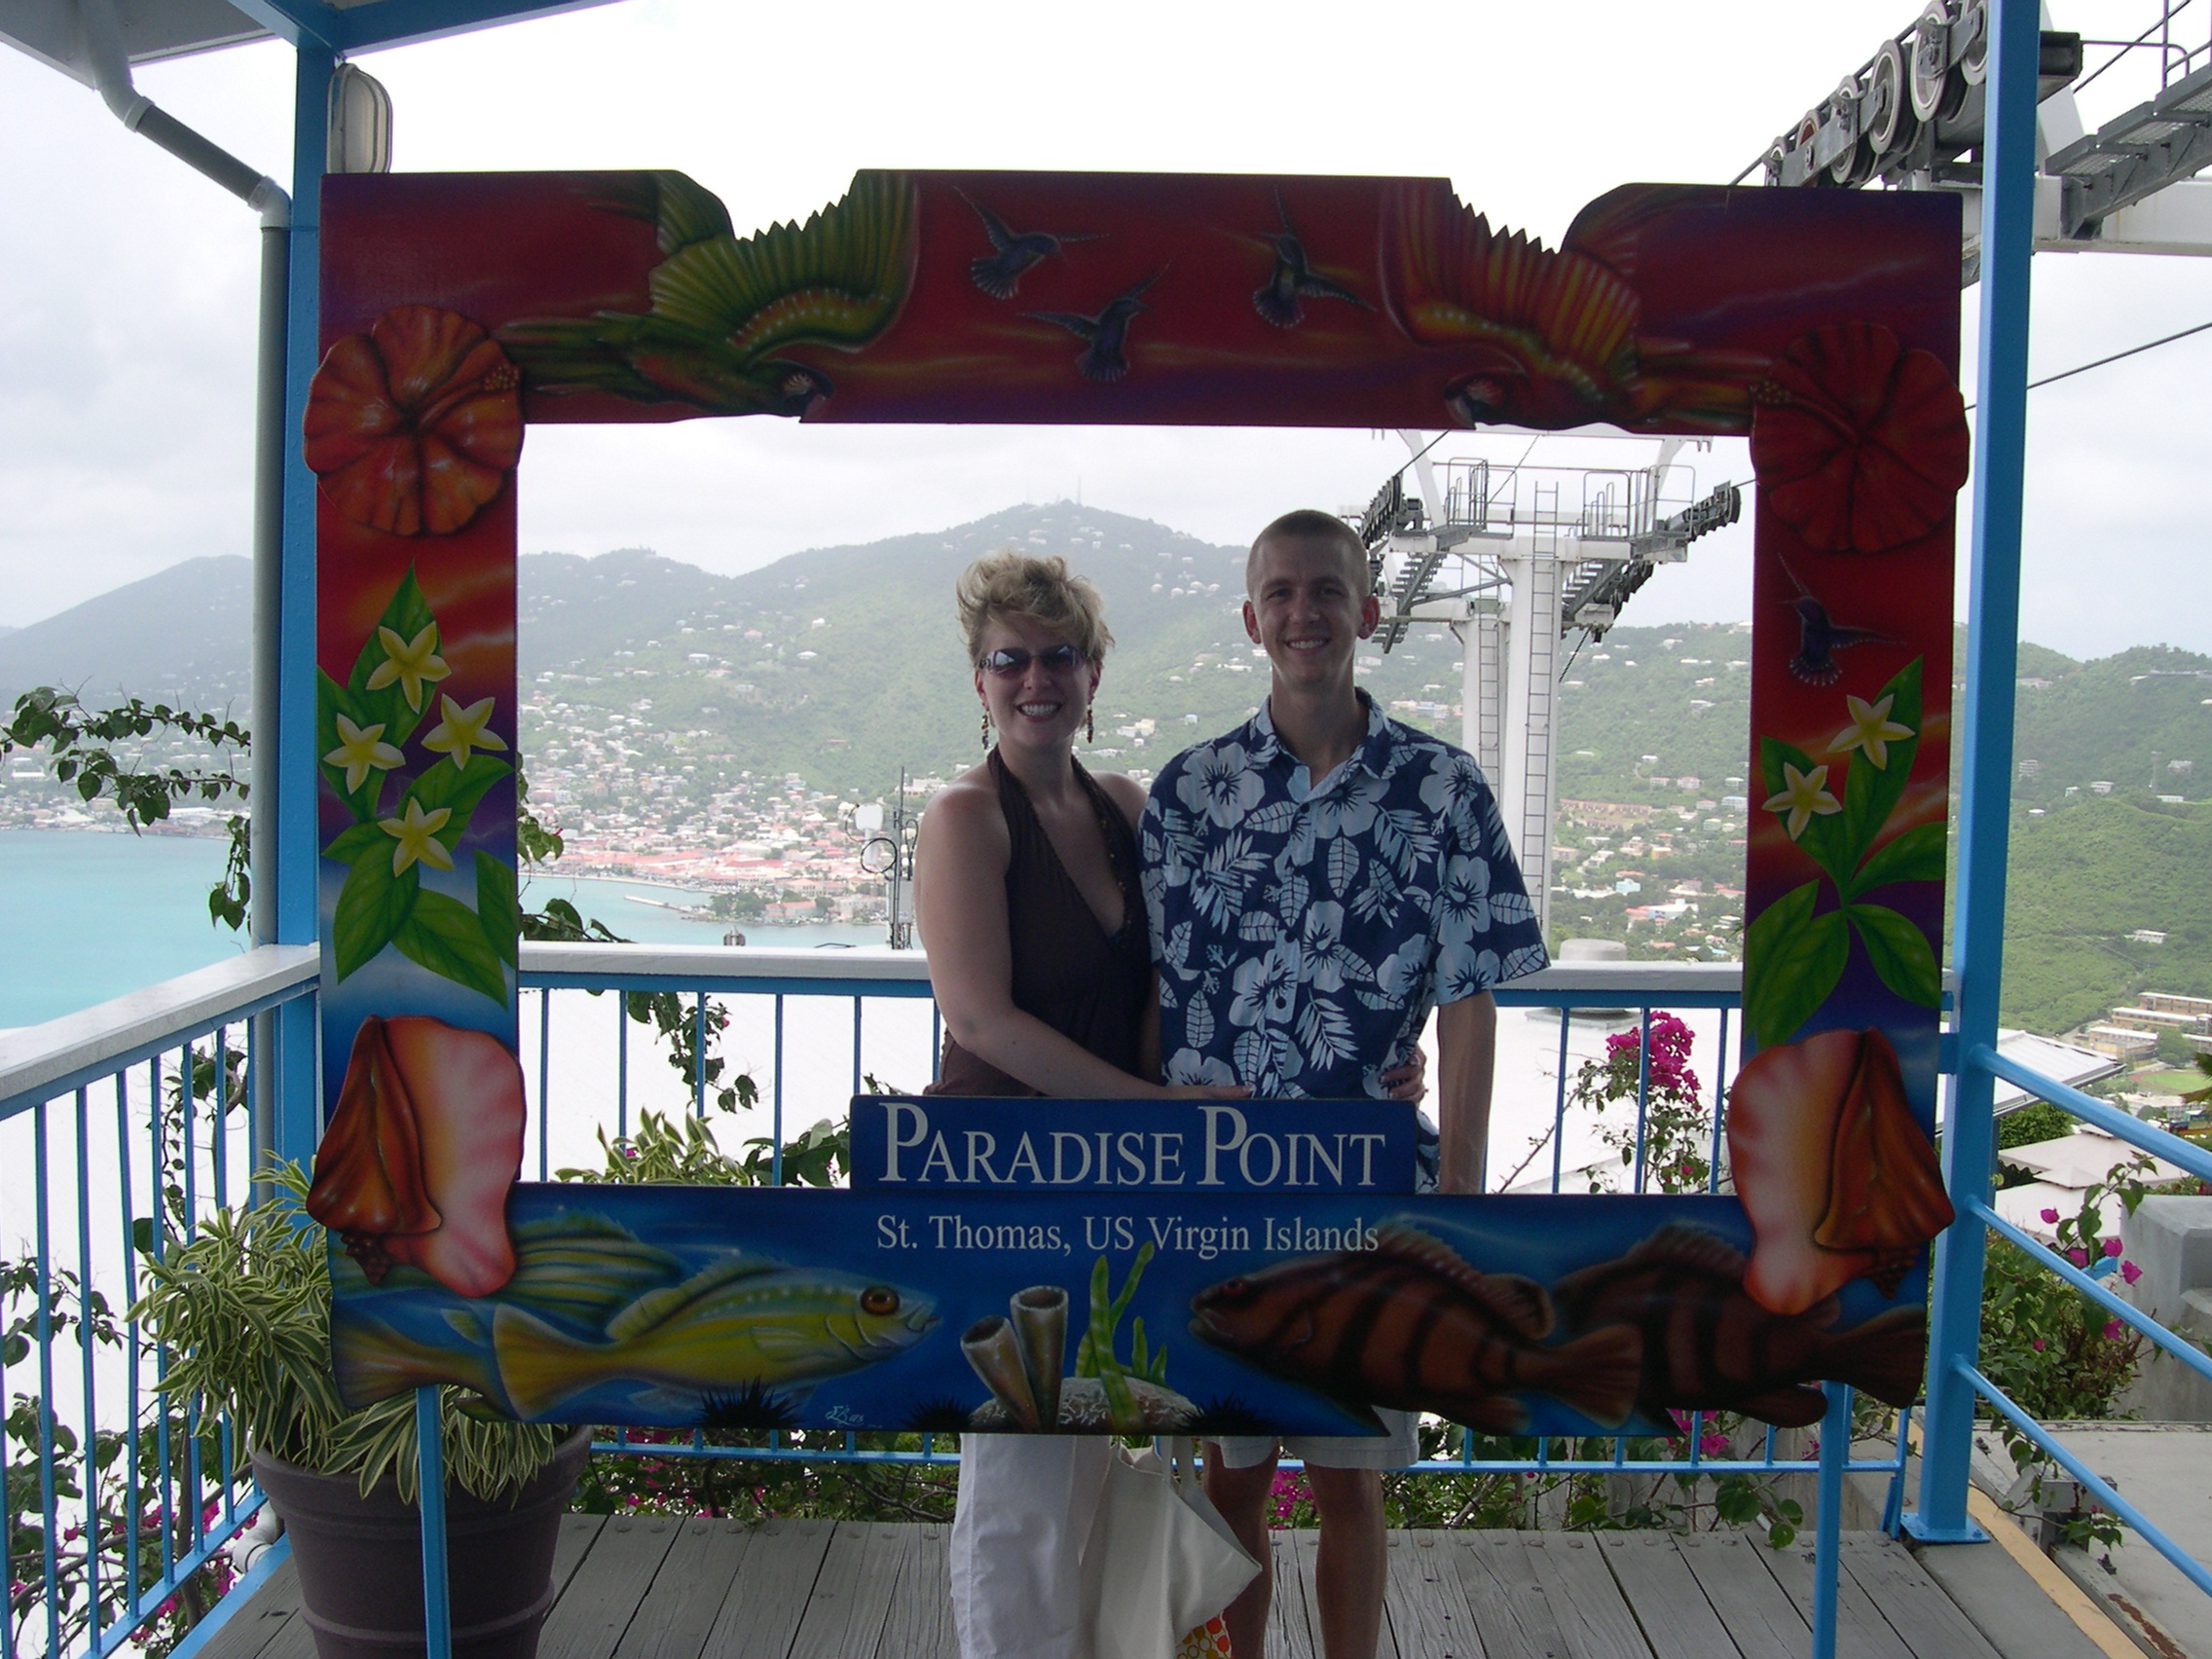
[1837,1535,2007,1659]
[1595,1533,1744,1659]
[193,1556,303,1659]
[875,1522,956,1659]
[1674,1534,1807,1659]
[1382,1530,1485,1659]
[701,1518,834,1659]
[1449,1531,1577,1659]
[610,1518,754,1659]
[1293,1526,1401,1659]
[535,1515,682,1659]
[1521,1535,1652,1659]
[1268,1530,1319,1659]
[547,1515,607,1608]
[787,1524,909,1659]
[1757,1540,1914,1659]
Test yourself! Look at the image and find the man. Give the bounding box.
[1140,508,1547,1659]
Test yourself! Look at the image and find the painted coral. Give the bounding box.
[304,305,523,536]
[1727,1026,1952,1314]
[308,1014,526,1296]
[1750,321,1969,555]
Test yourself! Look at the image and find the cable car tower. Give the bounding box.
[1360,434,1742,933]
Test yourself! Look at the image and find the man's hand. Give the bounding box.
[1435,992,1497,1195]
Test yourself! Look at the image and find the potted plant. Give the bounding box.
[133,1166,588,1659]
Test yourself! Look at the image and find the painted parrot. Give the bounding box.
[1382,181,1766,433]
[498,169,916,418]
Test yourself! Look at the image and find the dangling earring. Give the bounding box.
[980,707,992,750]
[1086,709,1094,744]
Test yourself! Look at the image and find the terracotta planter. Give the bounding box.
[251,1427,591,1659]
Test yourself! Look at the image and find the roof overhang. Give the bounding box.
[0,0,620,86]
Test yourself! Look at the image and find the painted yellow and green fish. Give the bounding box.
[330,1209,938,1419]
[490,1255,938,1419]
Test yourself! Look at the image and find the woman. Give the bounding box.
[916,550,1419,1659]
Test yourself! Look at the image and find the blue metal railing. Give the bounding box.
[0,954,317,1659]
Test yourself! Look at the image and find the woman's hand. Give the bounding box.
[1382,1045,1428,1105]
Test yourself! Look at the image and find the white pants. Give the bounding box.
[950,1434,1113,1659]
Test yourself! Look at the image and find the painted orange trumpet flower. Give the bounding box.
[308,1014,526,1296]
[1727,1026,1953,1314]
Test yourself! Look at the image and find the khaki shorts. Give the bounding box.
[1209,1408,1420,1471]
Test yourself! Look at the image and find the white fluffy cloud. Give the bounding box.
[2,0,2204,658]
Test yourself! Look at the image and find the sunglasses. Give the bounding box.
[979,644,1084,677]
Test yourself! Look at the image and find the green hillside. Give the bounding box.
[2002,795,2212,1034]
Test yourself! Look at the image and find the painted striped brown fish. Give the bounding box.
[1549,1223,1929,1430]
[1188,1223,1641,1433]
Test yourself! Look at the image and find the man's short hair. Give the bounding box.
[1246,509,1373,598]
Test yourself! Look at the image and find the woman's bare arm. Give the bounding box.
[915,778,1190,1098]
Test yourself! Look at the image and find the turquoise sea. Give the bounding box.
[0,830,884,1031]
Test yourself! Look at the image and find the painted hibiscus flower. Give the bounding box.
[1749,321,1969,556]
[304,306,523,536]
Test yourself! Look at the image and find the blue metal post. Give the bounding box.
[1811,1383,1850,1659]
[414,1388,454,1659]
[275,43,333,1168]
[1906,0,2039,1545]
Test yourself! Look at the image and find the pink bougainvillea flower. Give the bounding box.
[2031,1338,2046,1351]
[1750,321,1970,555]
[1727,1026,1953,1314]
[2104,1320,2124,1341]
[308,1014,525,1296]
[2065,1246,2089,1268]
[2040,1208,2060,1224]
[2100,1237,2123,1260]
[303,306,523,536]
[2121,1260,2144,1286]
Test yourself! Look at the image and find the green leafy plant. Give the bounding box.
[131,1164,558,1503]
[2,687,252,928]
[318,569,514,1004]
[555,1110,847,1189]
[1744,656,1944,1049]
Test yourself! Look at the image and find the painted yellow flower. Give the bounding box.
[365,623,450,712]
[1763,761,1842,841]
[421,695,507,771]
[1827,693,1914,771]
[378,798,454,876]
[322,715,404,793]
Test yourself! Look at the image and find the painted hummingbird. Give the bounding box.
[954,189,1100,300]
[1022,273,1162,383]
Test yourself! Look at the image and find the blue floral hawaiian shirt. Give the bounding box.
[1141,693,1548,1097]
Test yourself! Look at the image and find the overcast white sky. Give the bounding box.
[2,0,2207,657]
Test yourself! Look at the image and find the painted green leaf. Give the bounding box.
[1743,879,1850,1051]
[393,890,508,1004]
[1757,735,1854,892]
[322,820,387,866]
[475,851,519,970]
[332,847,419,982]
[402,755,512,851]
[1852,820,1947,896]
[1839,655,1923,875]
[1847,903,1942,1008]
[347,567,440,748]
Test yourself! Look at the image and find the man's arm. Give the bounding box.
[1434,991,1497,1195]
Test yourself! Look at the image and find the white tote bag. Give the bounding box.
[1079,1440,1261,1659]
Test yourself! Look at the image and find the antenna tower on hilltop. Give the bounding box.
[1358,433,1741,933]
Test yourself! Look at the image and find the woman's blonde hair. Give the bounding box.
[955,549,1114,664]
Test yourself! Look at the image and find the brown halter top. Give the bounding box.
[926,750,1151,1096]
